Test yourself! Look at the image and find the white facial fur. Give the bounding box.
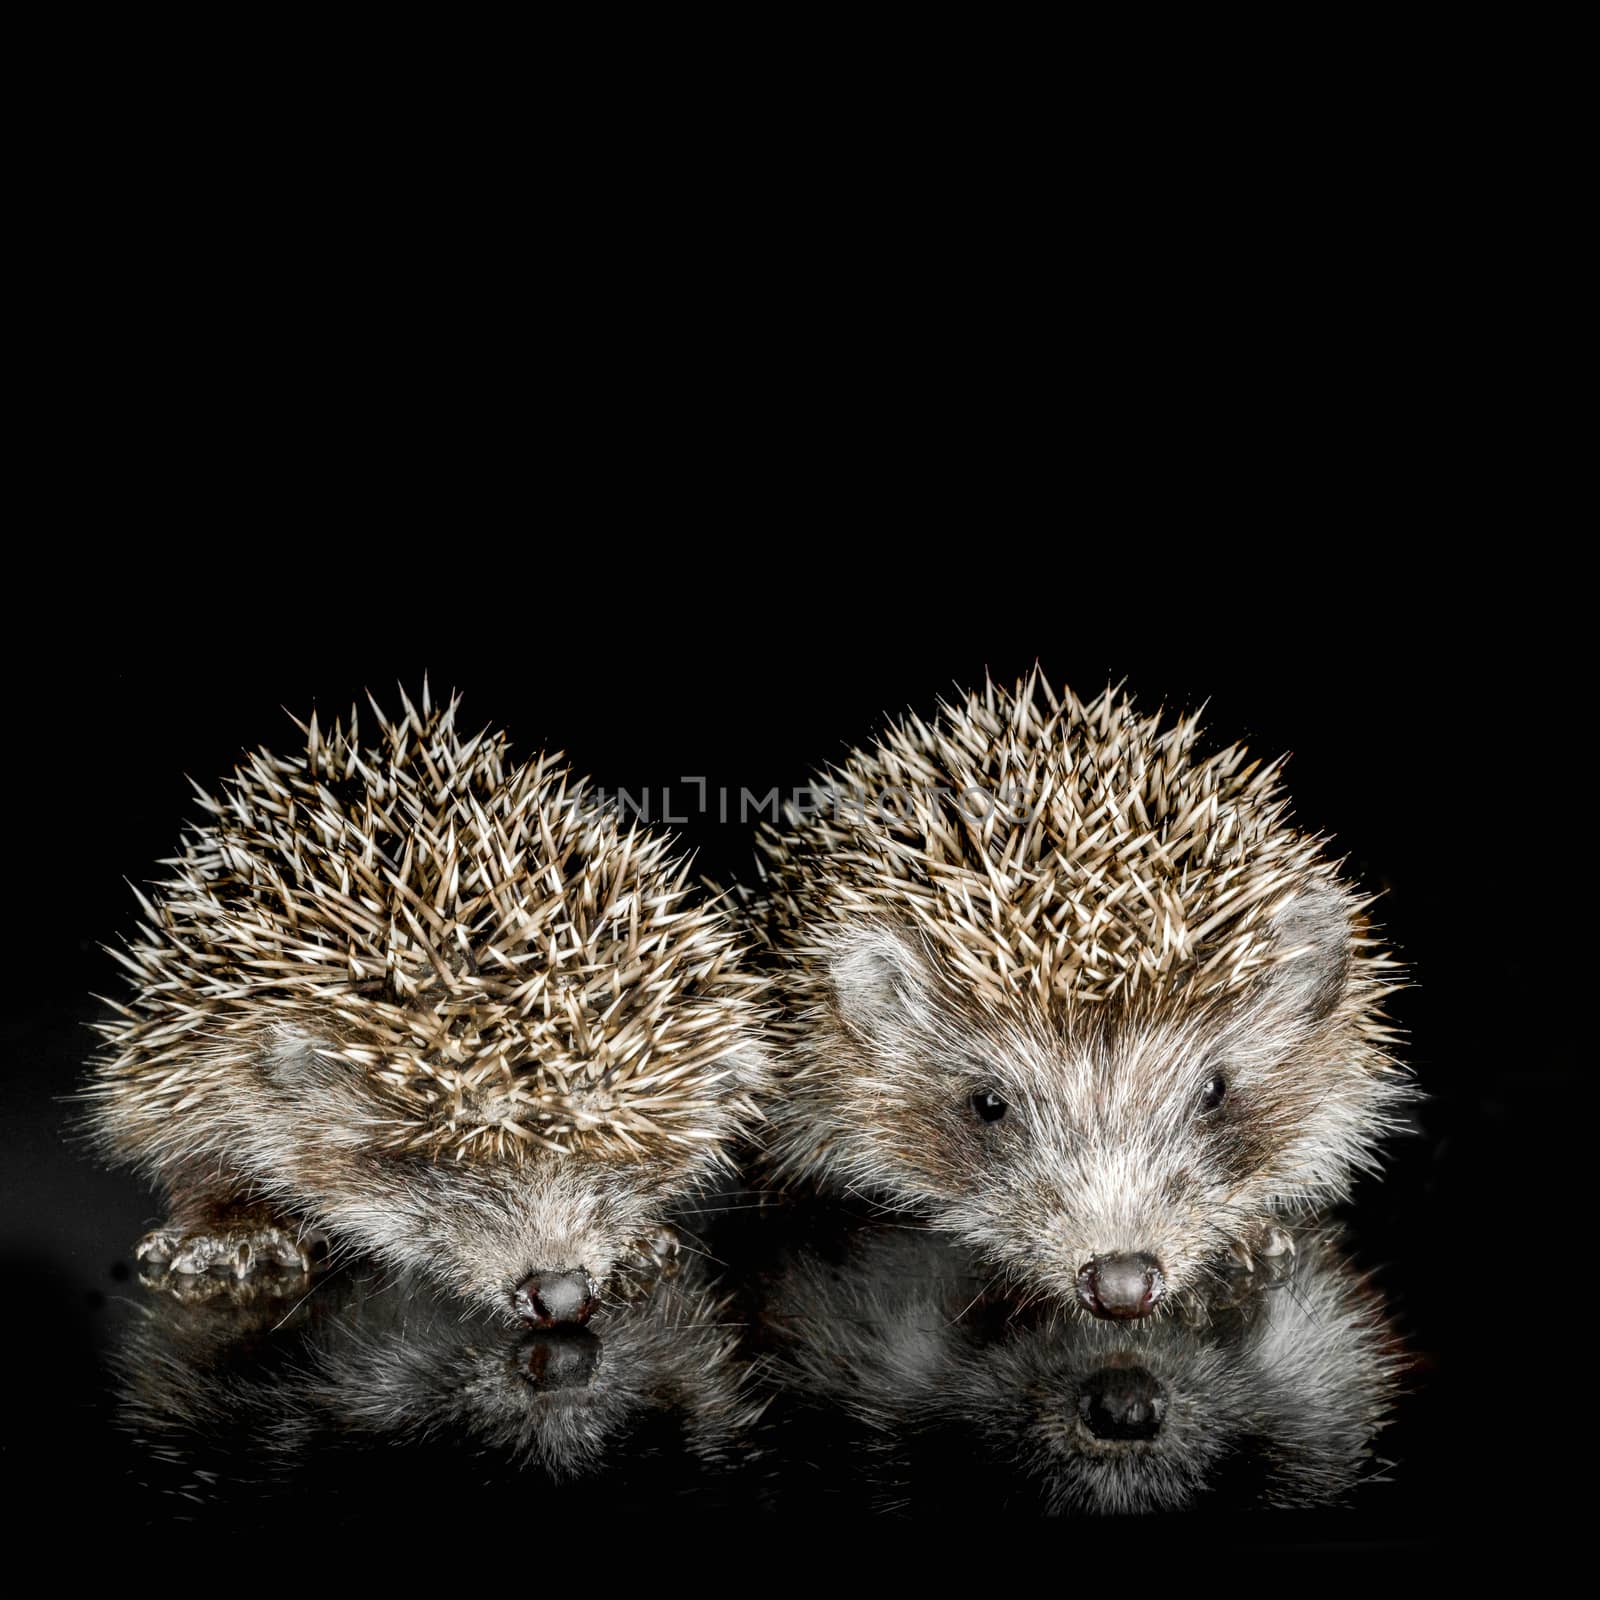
[773,891,1404,1311]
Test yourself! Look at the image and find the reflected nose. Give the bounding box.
[1077,1252,1164,1319]
[517,1329,601,1391]
[513,1269,598,1328]
[1079,1365,1167,1440]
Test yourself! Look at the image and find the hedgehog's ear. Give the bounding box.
[1258,881,1353,1027]
[828,923,937,1040]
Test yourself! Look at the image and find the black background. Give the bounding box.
[1,15,1585,1562]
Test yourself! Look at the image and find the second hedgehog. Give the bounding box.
[86,689,770,1326]
[752,673,1407,1321]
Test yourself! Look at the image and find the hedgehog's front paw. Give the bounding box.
[635,1224,682,1278]
[611,1225,683,1302]
[136,1220,323,1282]
[1215,1225,1300,1306]
[1224,1223,1297,1291]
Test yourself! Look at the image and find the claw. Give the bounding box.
[609,1225,685,1304]
[1251,1225,1297,1292]
[136,1229,180,1265]
[1257,1225,1296,1259]
[132,1220,317,1289]
[642,1225,682,1279]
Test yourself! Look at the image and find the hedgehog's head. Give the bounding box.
[249,1014,768,1324]
[782,890,1401,1317]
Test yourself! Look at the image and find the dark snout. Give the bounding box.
[1079,1365,1167,1441]
[514,1269,598,1328]
[1077,1253,1164,1320]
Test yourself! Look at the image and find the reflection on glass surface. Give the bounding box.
[758,1222,1403,1514]
[108,1211,1403,1521]
[111,1251,764,1515]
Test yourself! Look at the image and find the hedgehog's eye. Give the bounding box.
[970,1088,1008,1124]
[1198,1073,1228,1114]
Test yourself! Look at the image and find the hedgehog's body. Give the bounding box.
[752,674,1406,1318]
[87,689,769,1322]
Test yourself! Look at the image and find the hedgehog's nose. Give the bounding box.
[514,1270,598,1328]
[1079,1365,1167,1440]
[1077,1253,1164,1319]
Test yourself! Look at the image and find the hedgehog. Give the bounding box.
[750,671,1407,1321]
[85,686,770,1325]
[761,1222,1403,1515]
